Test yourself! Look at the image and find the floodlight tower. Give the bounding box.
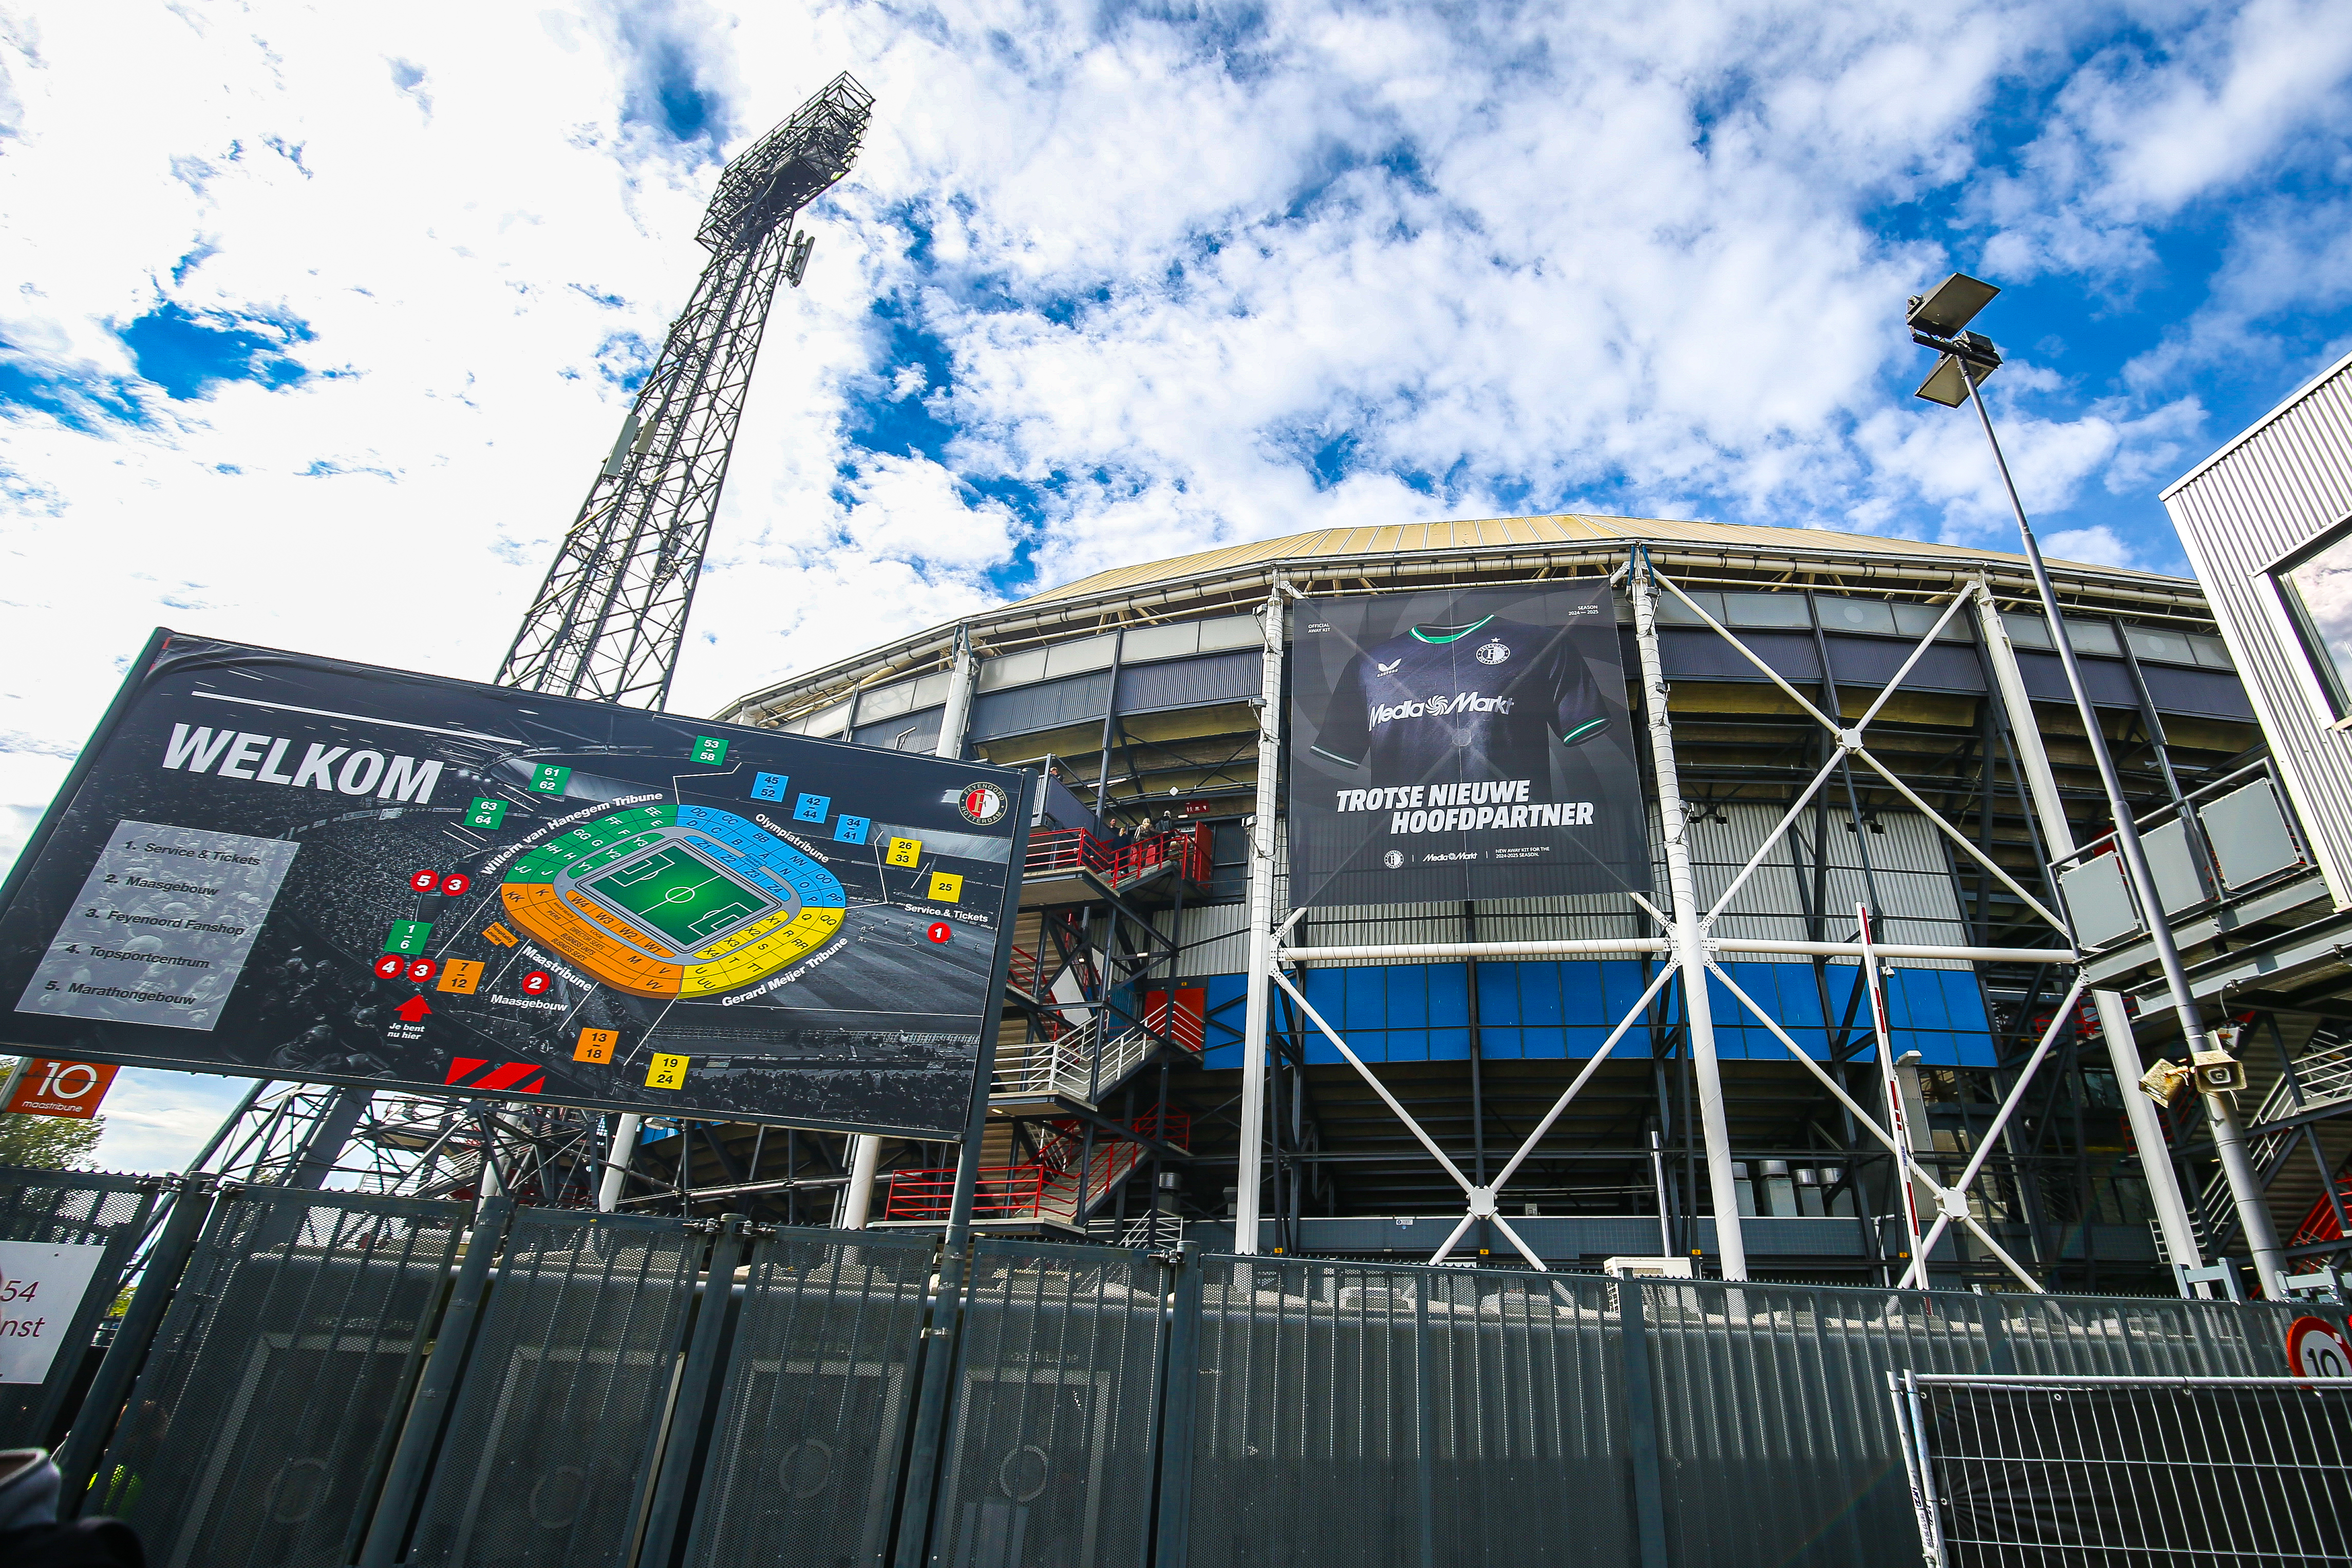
[499,72,875,708]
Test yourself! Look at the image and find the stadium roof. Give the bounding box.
[1017,512,2173,607]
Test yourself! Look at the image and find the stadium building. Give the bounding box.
[688,513,2347,1292]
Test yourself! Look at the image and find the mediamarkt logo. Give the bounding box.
[1371,692,1514,725]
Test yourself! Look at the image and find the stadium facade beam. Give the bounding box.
[1632,549,1750,1279]
[1234,580,1288,1254]
[499,72,874,709]
[1968,578,2208,1274]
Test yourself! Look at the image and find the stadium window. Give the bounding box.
[2270,515,2352,721]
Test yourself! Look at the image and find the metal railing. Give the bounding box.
[1024,824,1212,887]
[2052,759,2314,954]
[2197,1029,2352,1238]
[992,996,1204,1103]
[883,1110,1190,1224]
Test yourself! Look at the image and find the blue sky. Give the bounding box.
[1,2,2349,1165]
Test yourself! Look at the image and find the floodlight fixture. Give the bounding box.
[1906,272,2000,337]
[1915,352,1986,407]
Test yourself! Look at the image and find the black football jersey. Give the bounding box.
[1311,615,1606,785]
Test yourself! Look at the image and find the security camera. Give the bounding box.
[2193,1048,2247,1095]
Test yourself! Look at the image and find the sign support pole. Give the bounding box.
[890,771,1030,1568]
[1235,577,1287,1255]
[845,625,980,1231]
[1632,549,1748,1279]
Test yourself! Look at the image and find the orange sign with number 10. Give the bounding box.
[3,1058,120,1119]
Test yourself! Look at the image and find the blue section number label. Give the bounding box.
[834,815,871,844]
[793,794,830,823]
[751,772,788,802]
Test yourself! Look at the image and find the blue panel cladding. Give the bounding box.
[1193,959,1992,1067]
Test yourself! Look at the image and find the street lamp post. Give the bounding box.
[1907,275,2286,1299]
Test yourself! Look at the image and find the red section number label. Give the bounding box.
[927,922,953,944]
[410,870,441,892]
[520,970,554,995]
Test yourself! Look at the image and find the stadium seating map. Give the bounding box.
[0,633,1026,1137]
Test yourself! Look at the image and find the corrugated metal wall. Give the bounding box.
[2164,351,2352,906]
[1177,804,1970,974]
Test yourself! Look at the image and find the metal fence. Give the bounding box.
[91,1185,469,1568]
[1638,1280,2305,1568]
[1895,1374,2352,1565]
[15,1155,2337,1568]
[398,1207,704,1568]
[0,1165,157,1450]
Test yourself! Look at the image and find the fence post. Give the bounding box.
[637,1215,750,1568]
[355,1195,511,1568]
[1617,1279,1672,1568]
[1413,1280,1437,1568]
[891,1231,973,1568]
[58,1176,215,1513]
[1150,1240,1201,1568]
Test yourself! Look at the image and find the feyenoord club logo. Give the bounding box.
[1475,639,1510,665]
[959,781,1009,825]
[1383,850,1405,869]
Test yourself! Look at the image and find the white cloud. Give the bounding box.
[0,0,2342,774]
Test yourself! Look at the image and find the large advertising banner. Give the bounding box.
[0,633,1027,1139]
[1288,583,1650,907]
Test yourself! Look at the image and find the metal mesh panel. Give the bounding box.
[1640,1280,2305,1568]
[1183,1256,1630,1567]
[0,1167,156,1448]
[403,1208,702,1568]
[932,1239,1168,1568]
[679,1226,936,1568]
[96,1188,467,1568]
[1923,1381,2352,1566]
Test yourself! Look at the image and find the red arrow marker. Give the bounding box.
[394,995,432,1023]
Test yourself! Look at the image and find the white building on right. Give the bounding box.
[2166,351,2352,913]
[2147,350,2352,1283]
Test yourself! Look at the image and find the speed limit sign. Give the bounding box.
[2286,1316,2351,1380]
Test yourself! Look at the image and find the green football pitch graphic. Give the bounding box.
[585,845,772,947]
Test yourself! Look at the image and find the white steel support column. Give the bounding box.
[1235,579,1287,1254]
[597,1114,641,1212]
[1632,552,1748,1279]
[1971,582,2206,1273]
[845,626,979,1231]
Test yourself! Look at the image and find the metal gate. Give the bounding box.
[396,1207,704,1568]
[0,1165,158,1448]
[1176,1256,1632,1568]
[929,1239,1171,1568]
[85,1185,469,1568]
[676,1226,936,1568]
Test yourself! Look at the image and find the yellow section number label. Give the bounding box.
[646,1053,690,1090]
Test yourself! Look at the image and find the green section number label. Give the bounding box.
[529,765,572,796]
[691,735,728,766]
[466,797,509,829]
[384,920,435,957]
